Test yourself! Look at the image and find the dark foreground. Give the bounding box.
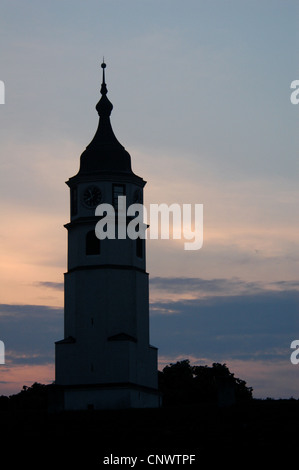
[0,399,298,466]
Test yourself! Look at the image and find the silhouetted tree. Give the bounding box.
[159,359,194,405]
[8,382,49,410]
[159,360,253,406]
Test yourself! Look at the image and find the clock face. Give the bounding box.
[83,186,102,208]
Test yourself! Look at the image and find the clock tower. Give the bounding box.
[54,62,160,410]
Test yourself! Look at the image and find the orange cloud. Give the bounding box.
[0,363,54,397]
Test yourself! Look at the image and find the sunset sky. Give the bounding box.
[0,0,299,398]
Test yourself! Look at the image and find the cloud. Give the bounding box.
[150,276,263,296]
[0,304,63,369]
[0,364,55,397]
[149,276,299,304]
[149,285,299,398]
[36,282,64,291]
[0,277,299,398]
[149,278,299,368]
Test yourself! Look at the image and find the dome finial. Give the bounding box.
[101,59,107,95]
[96,59,113,117]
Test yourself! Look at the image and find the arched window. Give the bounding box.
[112,183,125,210]
[86,230,100,255]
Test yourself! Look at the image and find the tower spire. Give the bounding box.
[77,60,135,175]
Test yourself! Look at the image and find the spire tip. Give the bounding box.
[100,59,107,95]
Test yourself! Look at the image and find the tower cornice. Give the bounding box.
[66,171,146,188]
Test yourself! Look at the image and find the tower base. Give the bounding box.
[48,383,161,412]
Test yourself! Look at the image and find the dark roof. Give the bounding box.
[77,62,135,177]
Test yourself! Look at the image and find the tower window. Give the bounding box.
[86,230,100,255]
[112,184,126,210]
[136,237,143,259]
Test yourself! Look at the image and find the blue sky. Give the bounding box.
[0,0,299,397]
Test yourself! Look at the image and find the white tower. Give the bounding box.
[55,62,160,410]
